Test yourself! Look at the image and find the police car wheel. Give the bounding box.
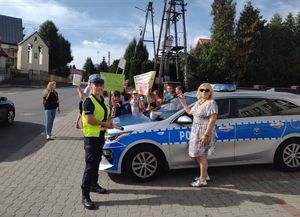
[6,109,15,125]
[275,139,300,171]
[123,145,165,182]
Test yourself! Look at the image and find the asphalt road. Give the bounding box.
[0,86,80,162]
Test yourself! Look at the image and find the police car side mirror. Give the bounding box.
[150,111,161,121]
[176,115,192,124]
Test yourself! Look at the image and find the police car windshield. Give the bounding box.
[152,96,197,120]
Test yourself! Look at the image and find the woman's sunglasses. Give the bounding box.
[199,89,210,93]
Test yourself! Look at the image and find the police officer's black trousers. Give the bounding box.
[81,133,105,195]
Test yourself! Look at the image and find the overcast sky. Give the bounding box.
[1,0,300,69]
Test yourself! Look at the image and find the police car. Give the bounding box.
[100,85,300,182]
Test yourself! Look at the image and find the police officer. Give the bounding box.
[81,74,112,210]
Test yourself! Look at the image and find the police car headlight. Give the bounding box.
[105,132,132,142]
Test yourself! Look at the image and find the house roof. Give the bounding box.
[18,31,48,48]
[196,38,210,47]
[0,14,23,45]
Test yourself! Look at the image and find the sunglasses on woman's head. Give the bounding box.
[199,89,210,93]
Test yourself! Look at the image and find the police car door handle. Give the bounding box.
[219,125,233,131]
[157,132,165,136]
[270,122,284,128]
[253,128,261,135]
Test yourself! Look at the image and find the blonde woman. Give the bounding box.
[178,83,218,187]
[42,81,60,140]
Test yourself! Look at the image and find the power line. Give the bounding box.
[0,1,157,7]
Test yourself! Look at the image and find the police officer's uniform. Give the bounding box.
[81,76,110,209]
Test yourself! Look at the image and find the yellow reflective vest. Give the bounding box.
[82,95,110,137]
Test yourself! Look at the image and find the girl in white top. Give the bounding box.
[130,91,144,115]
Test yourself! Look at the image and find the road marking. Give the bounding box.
[20,113,35,116]
[6,92,18,95]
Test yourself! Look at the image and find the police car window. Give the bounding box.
[272,99,300,115]
[236,98,272,118]
[215,99,230,119]
[153,96,197,120]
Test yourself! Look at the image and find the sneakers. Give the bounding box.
[190,179,208,187]
[46,135,51,140]
[194,176,210,182]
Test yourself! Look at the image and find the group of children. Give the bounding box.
[109,84,183,118]
[75,76,184,128]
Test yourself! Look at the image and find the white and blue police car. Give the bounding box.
[100,85,300,182]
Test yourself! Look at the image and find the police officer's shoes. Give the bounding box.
[82,195,95,210]
[90,185,108,194]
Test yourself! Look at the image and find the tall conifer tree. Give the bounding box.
[234,2,266,86]
[210,0,236,82]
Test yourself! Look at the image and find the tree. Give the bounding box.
[295,12,300,83]
[97,57,109,72]
[124,61,131,80]
[210,0,236,82]
[268,13,297,86]
[135,39,149,62]
[234,2,266,86]
[141,60,154,74]
[124,38,137,61]
[283,13,299,85]
[110,59,120,73]
[123,38,150,87]
[38,20,60,73]
[129,59,142,86]
[187,44,213,90]
[58,34,73,77]
[39,20,73,77]
[83,57,96,80]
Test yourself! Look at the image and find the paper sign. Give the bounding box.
[100,72,125,92]
[72,74,82,86]
[134,71,156,95]
[118,58,126,70]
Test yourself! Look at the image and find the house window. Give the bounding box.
[27,44,32,64]
[34,53,38,59]
[38,46,43,65]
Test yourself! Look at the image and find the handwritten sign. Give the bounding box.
[100,72,125,92]
[134,71,156,95]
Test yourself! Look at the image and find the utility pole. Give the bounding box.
[158,0,172,89]
[157,0,188,90]
[156,0,167,67]
[172,3,180,81]
[135,1,156,66]
[181,1,188,90]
